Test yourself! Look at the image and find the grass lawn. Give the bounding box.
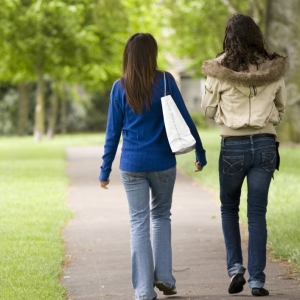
[176,128,300,270]
[0,134,102,300]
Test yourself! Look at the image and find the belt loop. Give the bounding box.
[222,137,225,147]
[250,135,253,144]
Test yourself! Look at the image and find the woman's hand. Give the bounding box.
[194,161,203,172]
[99,179,110,189]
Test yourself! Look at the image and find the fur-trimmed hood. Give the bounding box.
[202,55,288,87]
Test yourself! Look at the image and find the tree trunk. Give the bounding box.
[60,83,67,134]
[46,82,59,139]
[33,66,45,142]
[266,0,300,142]
[17,83,31,136]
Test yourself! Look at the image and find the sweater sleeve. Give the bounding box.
[99,81,123,181]
[167,73,207,167]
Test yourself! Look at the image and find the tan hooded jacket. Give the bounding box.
[201,54,288,136]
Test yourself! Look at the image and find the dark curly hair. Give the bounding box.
[218,13,281,72]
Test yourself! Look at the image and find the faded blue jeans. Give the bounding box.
[219,135,277,288]
[121,167,177,300]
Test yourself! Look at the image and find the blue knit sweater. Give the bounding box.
[99,71,207,181]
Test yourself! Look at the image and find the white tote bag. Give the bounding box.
[161,72,196,155]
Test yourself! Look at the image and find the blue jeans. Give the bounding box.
[219,135,277,288]
[120,167,176,300]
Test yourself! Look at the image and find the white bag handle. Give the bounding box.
[163,71,166,96]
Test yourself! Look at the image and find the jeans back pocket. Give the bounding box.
[261,151,276,172]
[121,171,137,182]
[222,155,244,175]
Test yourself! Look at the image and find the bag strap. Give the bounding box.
[163,72,166,96]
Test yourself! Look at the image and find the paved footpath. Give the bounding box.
[62,146,300,300]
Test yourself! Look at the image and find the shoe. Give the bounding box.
[252,287,269,296]
[228,273,246,294]
[154,281,177,295]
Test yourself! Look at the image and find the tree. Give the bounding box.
[0,0,124,139]
[0,1,36,135]
[0,1,89,140]
[265,0,300,142]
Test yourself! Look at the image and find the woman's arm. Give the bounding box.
[274,77,287,122]
[99,81,123,182]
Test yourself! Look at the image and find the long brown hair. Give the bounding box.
[218,13,281,72]
[121,33,158,114]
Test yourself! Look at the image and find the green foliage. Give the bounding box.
[177,129,300,270]
[0,134,103,299]
[0,0,167,137]
[119,0,168,68]
[0,0,137,96]
[0,0,276,137]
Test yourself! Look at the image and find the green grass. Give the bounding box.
[0,134,103,300]
[177,129,300,270]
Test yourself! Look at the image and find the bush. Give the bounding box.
[190,112,207,128]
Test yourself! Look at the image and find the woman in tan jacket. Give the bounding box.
[201,13,288,297]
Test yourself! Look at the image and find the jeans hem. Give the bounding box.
[248,280,265,289]
[228,263,246,278]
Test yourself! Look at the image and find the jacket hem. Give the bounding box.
[219,123,277,137]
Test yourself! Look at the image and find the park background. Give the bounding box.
[0,0,299,299]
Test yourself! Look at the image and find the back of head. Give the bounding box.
[122,33,158,114]
[219,13,280,71]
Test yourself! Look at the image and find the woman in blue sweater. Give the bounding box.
[99,33,207,300]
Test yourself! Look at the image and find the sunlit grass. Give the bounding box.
[0,133,103,300]
[177,129,300,270]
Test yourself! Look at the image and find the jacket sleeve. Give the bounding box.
[201,76,222,119]
[99,81,123,181]
[274,77,287,122]
[167,73,207,167]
